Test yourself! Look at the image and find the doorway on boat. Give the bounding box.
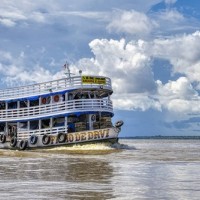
[8,123,18,138]
[90,113,113,130]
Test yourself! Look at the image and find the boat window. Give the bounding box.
[30,121,39,130]
[8,101,17,109]
[80,94,88,99]
[68,93,73,100]
[0,102,5,110]
[90,93,94,99]
[62,94,65,101]
[74,93,81,99]
[41,119,50,129]
[19,122,27,130]
[0,123,5,132]
[53,117,65,127]
[20,101,27,108]
[30,99,39,107]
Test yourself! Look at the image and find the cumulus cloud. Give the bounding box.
[78,38,156,94]
[75,38,157,111]
[157,77,200,115]
[157,77,198,99]
[73,32,200,113]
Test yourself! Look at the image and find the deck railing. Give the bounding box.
[0,99,113,121]
[0,76,112,100]
[17,126,67,140]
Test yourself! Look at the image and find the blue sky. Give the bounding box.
[1,0,200,136]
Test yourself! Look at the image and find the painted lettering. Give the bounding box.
[88,132,93,140]
[99,130,104,138]
[94,131,100,139]
[68,134,74,142]
[66,128,110,144]
[81,133,87,141]
[105,129,109,137]
[75,133,81,141]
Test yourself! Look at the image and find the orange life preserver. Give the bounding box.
[42,98,47,104]
[54,95,59,102]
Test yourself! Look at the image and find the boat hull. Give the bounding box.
[0,127,120,150]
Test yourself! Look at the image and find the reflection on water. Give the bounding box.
[0,143,116,200]
[0,140,200,199]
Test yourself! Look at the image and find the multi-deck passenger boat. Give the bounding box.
[0,68,123,150]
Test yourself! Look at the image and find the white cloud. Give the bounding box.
[157,77,200,115]
[152,31,200,83]
[80,38,156,94]
[0,18,16,27]
[112,93,161,111]
[157,77,198,99]
[0,50,64,87]
[166,99,200,114]
[74,38,158,111]
[107,10,157,36]
[158,9,184,22]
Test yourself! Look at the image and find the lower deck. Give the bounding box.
[0,112,113,140]
[0,112,123,150]
[0,127,120,150]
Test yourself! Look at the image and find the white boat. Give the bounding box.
[0,68,123,150]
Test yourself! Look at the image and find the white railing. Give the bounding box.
[17,126,66,140]
[0,99,113,121]
[0,76,112,100]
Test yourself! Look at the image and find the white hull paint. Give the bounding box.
[1,127,120,150]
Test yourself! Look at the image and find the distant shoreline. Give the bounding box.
[120,136,200,139]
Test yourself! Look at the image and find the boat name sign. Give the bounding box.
[66,128,110,143]
[82,76,106,85]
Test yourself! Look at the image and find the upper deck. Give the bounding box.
[0,75,112,101]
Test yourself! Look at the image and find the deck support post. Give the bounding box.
[65,116,68,133]
[50,117,53,133]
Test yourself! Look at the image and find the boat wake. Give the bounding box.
[0,142,136,157]
[39,142,136,155]
[111,142,137,150]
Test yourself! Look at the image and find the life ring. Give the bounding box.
[91,115,96,121]
[57,132,66,143]
[42,134,50,145]
[30,135,38,145]
[19,140,28,150]
[54,95,59,102]
[0,134,6,143]
[10,137,17,147]
[115,120,124,128]
[42,97,47,104]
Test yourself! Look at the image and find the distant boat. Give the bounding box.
[0,66,123,150]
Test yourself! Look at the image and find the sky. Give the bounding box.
[1,0,200,136]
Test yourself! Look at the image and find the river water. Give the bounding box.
[0,139,200,200]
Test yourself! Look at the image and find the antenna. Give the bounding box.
[63,61,73,79]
